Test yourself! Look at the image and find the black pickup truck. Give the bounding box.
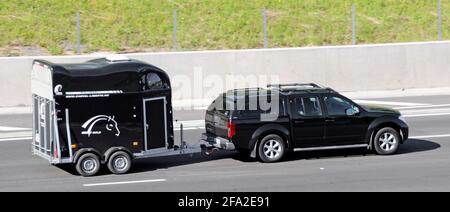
[203,83,409,162]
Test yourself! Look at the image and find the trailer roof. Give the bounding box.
[35,58,165,77]
[33,57,171,93]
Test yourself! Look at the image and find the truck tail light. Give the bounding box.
[227,120,236,139]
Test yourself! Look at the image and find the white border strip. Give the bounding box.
[83,179,167,187]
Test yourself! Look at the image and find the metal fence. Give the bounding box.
[73,1,446,54]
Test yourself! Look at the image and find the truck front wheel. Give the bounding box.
[373,127,400,155]
[107,151,132,174]
[76,153,100,177]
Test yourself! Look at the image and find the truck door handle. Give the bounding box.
[325,119,335,122]
[294,120,305,124]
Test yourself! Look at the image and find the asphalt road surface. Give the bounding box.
[0,95,450,191]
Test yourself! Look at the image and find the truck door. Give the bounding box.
[143,97,167,150]
[289,95,326,148]
[322,94,368,145]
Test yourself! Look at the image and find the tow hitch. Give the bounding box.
[200,144,220,156]
[176,122,218,156]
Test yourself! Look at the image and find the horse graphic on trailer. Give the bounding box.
[81,115,120,137]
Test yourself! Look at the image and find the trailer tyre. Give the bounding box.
[76,153,100,177]
[107,151,132,174]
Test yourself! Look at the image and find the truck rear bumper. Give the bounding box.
[202,133,235,150]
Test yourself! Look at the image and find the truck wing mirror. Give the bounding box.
[346,107,359,116]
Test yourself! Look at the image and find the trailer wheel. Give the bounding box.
[76,153,100,177]
[107,151,132,174]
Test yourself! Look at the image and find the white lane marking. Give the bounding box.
[0,126,31,132]
[174,119,204,126]
[410,134,450,139]
[0,136,32,142]
[83,179,167,187]
[174,120,204,130]
[175,127,205,131]
[192,106,208,110]
[354,100,429,106]
[395,104,450,110]
[401,108,450,118]
[0,106,31,115]
[404,113,450,118]
[400,107,450,114]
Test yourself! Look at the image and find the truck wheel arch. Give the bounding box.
[366,118,404,149]
[249,124,290,158]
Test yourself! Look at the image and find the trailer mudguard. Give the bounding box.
[104,147,134,163]
[73,148,102,164]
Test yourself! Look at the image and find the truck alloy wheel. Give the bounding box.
[374,127,400,155]
[258,134,285,162]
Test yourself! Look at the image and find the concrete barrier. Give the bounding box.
[1,41,450,107]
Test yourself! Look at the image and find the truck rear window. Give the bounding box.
[208,93,285,119]
[237,99,285,118]
[207,95,234,113]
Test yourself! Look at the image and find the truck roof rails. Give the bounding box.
[267,83,322,90]
[224,87,271,99]
[267,83,337,94]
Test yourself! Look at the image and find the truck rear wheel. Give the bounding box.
[258,134,285,163]
[76,153,100,177]
[107,151,132,174]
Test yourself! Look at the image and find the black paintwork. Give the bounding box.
[205,87,409,152]
[35,58,174,162]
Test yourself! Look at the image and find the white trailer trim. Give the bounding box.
[31,61,53,100]
[65,109,73,161]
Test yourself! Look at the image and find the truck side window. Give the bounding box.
[294,97,322,117]
[146,73,166,90]
[324,96,353,116]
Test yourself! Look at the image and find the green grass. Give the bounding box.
[0,0,449,55]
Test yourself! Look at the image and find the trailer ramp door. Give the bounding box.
[31,61,65,164]
[32,96,53,159]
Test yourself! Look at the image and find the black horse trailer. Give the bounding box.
[31,56,206,176]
